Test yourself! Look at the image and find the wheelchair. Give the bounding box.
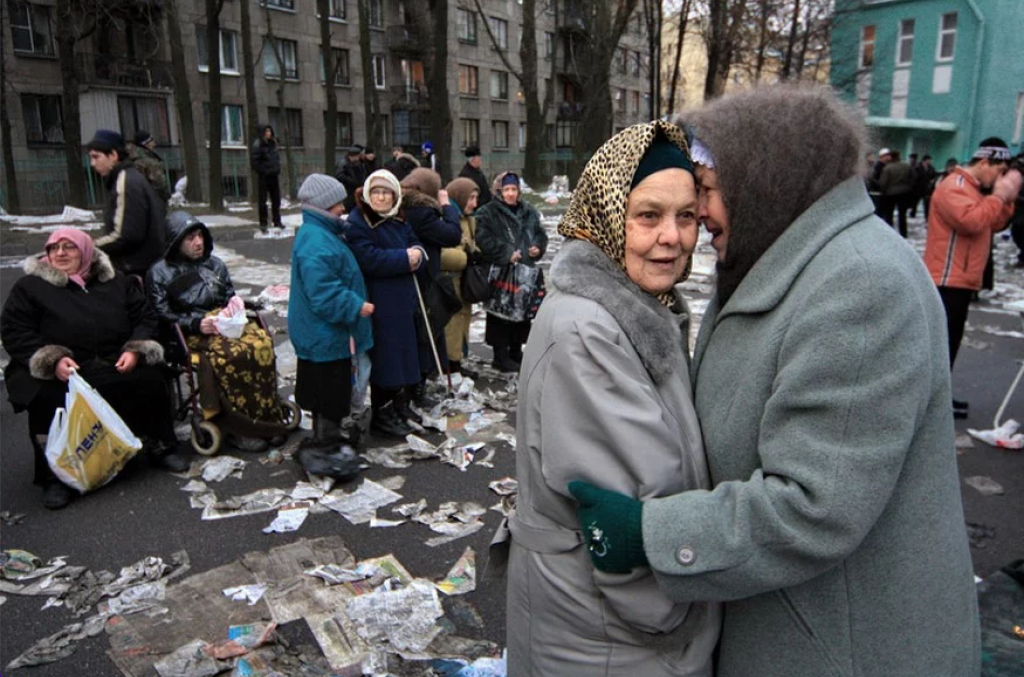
[164,309,301,456]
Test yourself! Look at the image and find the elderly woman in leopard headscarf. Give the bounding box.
[496,121,720,676]
[1,228,189,510]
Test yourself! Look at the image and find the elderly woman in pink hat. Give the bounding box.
[1,228,188,510]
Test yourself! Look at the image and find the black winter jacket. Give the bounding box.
[145,220,235,336]
[401,191,462,282]
[94,163,167,276]
[458,162,493,207]
[251,126,282,176]
[475,198,547,267]
[0,249,162,409]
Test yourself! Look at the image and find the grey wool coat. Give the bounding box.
[643,177,980,676]
[502,239,721,677]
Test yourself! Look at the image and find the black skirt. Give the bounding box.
[295,358,352,423]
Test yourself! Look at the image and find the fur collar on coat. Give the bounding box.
[23,247,116,287]
[550,239,689,384]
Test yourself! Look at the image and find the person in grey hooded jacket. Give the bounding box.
[496,120,720,677]
[569,85,979,677]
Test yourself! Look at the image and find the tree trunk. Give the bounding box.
[643,0,661,119]
[704,0,746,100]
[666,1,690,117]
[753,0,771,82]
[0,0,22,213]
[240,0,260,199]
[55,0,87,207]
[518,0,544,185]
[357,0,382,159]
[407,0,451,179]
[206,0,224,211]
[165,0,203,202]
[319,0,337,174]
[781,0,802,80]
[264,9,294,198]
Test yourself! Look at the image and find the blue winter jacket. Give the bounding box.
[288,208,373,362]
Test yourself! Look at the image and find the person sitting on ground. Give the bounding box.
[1,228,189,510]
[345,169,427,438]
[87,129,166,277]
[400,168,462,408]
[146,211,288,452]
[440,177,483,379]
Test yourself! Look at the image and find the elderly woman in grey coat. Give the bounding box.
[570,86,979,676]
[498,120,720,676]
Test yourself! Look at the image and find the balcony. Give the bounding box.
[557,101,584,121]
[386,25,424,53]
[390,85,430,110]
[76,54,173,90]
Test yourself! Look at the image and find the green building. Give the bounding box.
[832,0,1024,163]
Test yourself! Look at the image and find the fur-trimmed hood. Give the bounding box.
[550,239,689,383]
[401,190,441,213]
[23,247,116,288]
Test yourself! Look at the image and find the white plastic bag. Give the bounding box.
[45,371,143,492]
[213,295,247,339]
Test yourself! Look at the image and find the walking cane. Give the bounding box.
[413,275,453,393]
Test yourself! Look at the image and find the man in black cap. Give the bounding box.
[334,145,367,212]
[87,129,166,276]
[127,130,171,204]
[458,145,492,207]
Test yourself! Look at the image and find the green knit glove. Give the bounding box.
[568,480,647,574]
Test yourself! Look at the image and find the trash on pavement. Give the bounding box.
[297,445,362,481]
[5,611,108,670]
[413,502,487,547]
[967,419,1024,450]
[262,501,311,534]
[200,488,290,520]
[1,510,26,525]
[393,499,428,518]
[304,563,377,586]
[319,479,403,524]
[369,514,406,528]
[199,455,248,482]
[434,547,476,596]
[1,550,62,580]
[964,476,1005,496]
[223,583,269,605]
[488,478,518,496]
[202,622,277,660]
[154,639,229,677]
[345,580,445,653]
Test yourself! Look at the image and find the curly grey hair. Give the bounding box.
[677,84,868,304]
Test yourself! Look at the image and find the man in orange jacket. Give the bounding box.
[924,137,1021,418]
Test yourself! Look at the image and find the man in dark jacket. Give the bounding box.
[251,124,283,231]
[335,145,367,212]
[127,130,171,205]
[916,154,938,220]
[88,129,166,277]
[879,150,915,236]
[458,145,492,208]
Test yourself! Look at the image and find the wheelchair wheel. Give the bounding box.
[191,421,223,456]
[280,400,302,431]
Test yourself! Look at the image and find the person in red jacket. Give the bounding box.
[923,137,1021,417]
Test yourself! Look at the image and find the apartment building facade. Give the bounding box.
[2,0,652,212]
[831,0,1024,163]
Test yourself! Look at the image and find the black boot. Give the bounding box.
[42,481,75,510]
[298,443,361,482]
[492,344,519,373]
[410,381,438,409]
[371,405,414,438]
[394,391,420,424]
[509,343,523,366]
[148,441,191,473]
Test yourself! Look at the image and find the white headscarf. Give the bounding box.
[362,169,403,219]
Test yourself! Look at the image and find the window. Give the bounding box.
[197,27,239,73]
[203,103,245,145]
[518,122,526,150]
[489,70,508,100]
[458,64,479,96]
[461,118,479,148]
[615,88,626,113]
[319,48,351,86]
[260,0,294,10]
[325,111,354,147]
[457,8,477,43]
[268,107,303,146]
[118,97,170,144]
[21,94,62,144]
[10,1,54,56]
[631,90,640,115]
[937,12,956,61]
[859,25,875,69]
[329,0,345,20]
[614,48,627,74]
[368,0,383,28]
[896,19,914,66]
[493,120,509,149]
[544,31,554,60]
[631,51,641,77]
[556,119,576,148]
[263,37,299,80]
[489,17,508,49]
[372,54,386,89]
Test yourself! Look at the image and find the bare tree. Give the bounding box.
[703,0,747,99]
[473,0,558,186]
[356,0,383,159]
[404,0,452,179]
[641,0,662,119]
[318,0,337,173]
[1,0,22,212]
[205,0,227,210]
[664,0,694,118]
[164,0,203,202]
[240,0,260,198]
[263,8,295,197]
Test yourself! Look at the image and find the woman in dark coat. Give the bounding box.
[474,171,548,372]
[399,168,462,397]
[1,228,188,510]
[146,210,283,452]
[345,169,427,438]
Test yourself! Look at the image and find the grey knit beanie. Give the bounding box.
[298,173,347,210]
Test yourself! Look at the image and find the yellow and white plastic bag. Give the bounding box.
[45,371,143,492]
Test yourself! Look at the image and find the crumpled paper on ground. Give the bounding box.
[5,612,108,669]
[434,547,476,596]
[967,419,1024,450]
[345,580,444,653]
[199,456,248,482]
[319,480,403,524]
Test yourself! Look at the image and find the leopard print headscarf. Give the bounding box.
[558,120,694,307]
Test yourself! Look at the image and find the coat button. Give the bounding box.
[676,546,696,566]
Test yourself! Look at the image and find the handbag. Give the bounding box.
[485,263,544,323]
[460,262,493,304]
[45,371,143,493]
[414,273,462,347]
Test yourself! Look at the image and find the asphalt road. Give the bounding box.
[1,217,1022,675]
